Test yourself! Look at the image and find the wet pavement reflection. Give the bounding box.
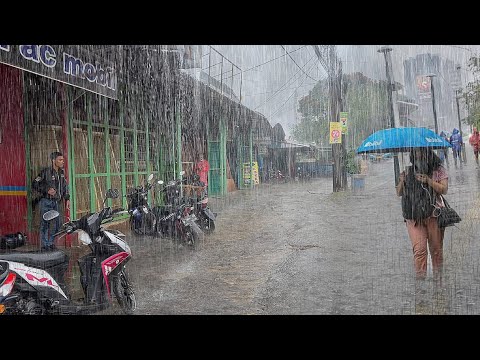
[118,153,480,314]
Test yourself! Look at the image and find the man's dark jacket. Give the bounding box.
[32,167,70,203]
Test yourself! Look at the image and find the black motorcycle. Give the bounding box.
[154,172,204,246]
[126,174,161,236]
[184,175,216,234]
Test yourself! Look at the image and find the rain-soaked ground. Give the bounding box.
[105,155,480,315]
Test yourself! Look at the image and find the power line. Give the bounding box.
[269,61,326,118]
[280,45,318,81]
[253,54,317,111]
[201,45,242,73]
[243,83,318,97]
[445,45,474,53]
[242,45,309,73]
[202,45,310,80]
[312,45,330,74]
[208,45,242,71]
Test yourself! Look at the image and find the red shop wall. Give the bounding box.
[0,64,26,236]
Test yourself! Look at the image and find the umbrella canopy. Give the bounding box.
[356,127,452,154]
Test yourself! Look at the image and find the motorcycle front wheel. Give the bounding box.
[132,212,156,236]
[113,270,136,315]
[198,213,215,234]
[142,212,157,236]
[185,222,204,247]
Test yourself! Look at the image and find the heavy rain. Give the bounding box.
[1,44,480,315]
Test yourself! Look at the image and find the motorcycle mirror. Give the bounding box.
[148,173,154,182]
[43,210,60,221]
[157,180,164,185]
[106,188,120,199]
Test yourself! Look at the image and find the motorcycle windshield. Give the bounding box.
[87,212,101,235]
[84,208,110,236]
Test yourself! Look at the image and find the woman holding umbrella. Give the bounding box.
[395,148,448,281]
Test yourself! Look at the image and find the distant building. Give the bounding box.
[403,53,463,132]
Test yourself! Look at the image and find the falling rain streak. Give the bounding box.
[1,45,480,315]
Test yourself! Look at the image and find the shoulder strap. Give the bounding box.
[439,195,451,209]
[420,182,437,207]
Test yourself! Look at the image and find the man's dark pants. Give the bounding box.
[39,198,60,249]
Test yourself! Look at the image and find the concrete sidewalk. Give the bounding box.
[122,157,480,315]
[343,158,480,314]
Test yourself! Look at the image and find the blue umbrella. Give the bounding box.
[356,127,452,154]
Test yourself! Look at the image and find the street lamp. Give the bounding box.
[425,73,439,134]
[455,89,463,136]
[455,87,467,163]
[378,46,400,186]
[456,64,467,163]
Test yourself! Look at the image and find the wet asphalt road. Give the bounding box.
[117,154,480,315]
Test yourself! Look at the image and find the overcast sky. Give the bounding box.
[212,45,480,137]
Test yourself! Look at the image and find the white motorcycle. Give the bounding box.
[0,189,136,315]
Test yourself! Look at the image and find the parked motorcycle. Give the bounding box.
[126,174,161,236]
[268,169,288,183]
[173,202,204,247]
[193,195,216,234]
[184,175,216,234]
[0,188,136,315]
[296,166,311,182]
[154,172,204,246]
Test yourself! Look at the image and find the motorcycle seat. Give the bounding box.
[0,250,68,269]
[152,205,173,215]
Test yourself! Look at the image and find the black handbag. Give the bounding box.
[435,195,461,228]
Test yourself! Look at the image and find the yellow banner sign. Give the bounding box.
[340,112,348,134]
[329,122,342,144]
[243,161,260,185]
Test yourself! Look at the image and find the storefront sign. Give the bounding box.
[416,75,431,100]
[0,45,117,99]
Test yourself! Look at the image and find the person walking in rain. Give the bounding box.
[32,151,70,251]
[469,127,480,167]
[396,148,448,281]
[449,128,463,166]
[194,154,210,195]
[439,131,450,167]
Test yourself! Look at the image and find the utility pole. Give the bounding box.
[426,74,439,134]
[456,64,467,163]
[456,89,462,133]
[456,88,467,163]
[313,45,347,192]
[378,46,400,186]
[338,61,347,189]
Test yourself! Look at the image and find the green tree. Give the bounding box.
[291,72,390,150]
[345,149,360,174]
[464,56,480,129]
